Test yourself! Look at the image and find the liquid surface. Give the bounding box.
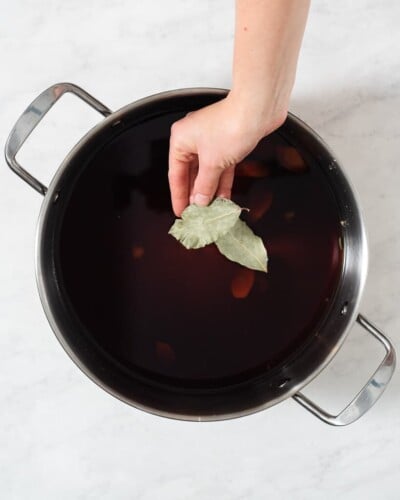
[59,112,343,388]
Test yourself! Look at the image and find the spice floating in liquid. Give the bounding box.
[169,198,268,273]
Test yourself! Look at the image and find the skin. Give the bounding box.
[168,0,311,216]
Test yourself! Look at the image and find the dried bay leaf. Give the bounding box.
[215,220,268,273]
[169,197,268,273]
[168,197,242,249]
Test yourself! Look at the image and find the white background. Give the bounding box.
[1,1,399,498]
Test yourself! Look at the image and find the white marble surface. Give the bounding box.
[1,1,399,498]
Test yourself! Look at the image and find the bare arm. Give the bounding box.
[231,0,310,130]
[169,0,310,216]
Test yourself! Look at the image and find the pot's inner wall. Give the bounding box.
[57,111,343,390]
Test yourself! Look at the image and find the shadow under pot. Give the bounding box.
[5,83,396,425]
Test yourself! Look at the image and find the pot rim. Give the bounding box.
[34,87,368,421]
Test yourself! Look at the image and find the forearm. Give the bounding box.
[230,0,310,131]
[168,1,310,214]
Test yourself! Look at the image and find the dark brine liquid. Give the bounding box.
[59,112,343,389]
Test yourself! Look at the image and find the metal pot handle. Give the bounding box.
[293,314,396,426]
[4,82,112,196]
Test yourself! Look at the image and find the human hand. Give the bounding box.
[168,92,287,216]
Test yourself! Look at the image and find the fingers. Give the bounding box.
[168,145,191,217]
[170,155,235,212]
[169,109,238,215]
[215,166,235,199]
[169,142,235,213]
[191,161,224,207]
[170,117,202,216]
[188,159,198,198]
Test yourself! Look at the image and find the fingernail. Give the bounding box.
[217,192,231,200]
[193,193,210,206]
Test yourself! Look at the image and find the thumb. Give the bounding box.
[191,161,224,207]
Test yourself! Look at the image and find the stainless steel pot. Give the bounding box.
[5,83,396,425]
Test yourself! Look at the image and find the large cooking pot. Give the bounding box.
[5,83,396,425]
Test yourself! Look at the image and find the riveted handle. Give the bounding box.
[5,82,112,196]
[293,314,396,426]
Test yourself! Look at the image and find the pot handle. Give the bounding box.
[4,82,112,196]
[293,314,396,426]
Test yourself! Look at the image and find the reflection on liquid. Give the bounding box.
[276,145,308,173]
[231,268,255,299]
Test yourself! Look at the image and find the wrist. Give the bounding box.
[227,86,288,137]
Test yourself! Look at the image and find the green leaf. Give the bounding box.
[168,197,268,274]
[168,198,243,249]
[215,219,268,273]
